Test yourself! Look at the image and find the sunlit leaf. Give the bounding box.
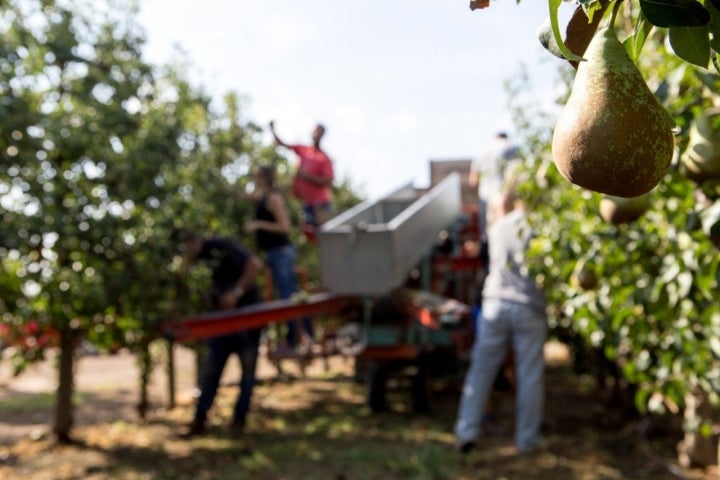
[676,271,694,298]
[548,0,586,62]
[700,200,720,235]
[582,0,608,22]
[629,15,655,61]
[538,18,566,59]
[710,336,720,357]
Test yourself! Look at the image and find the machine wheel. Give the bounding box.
[336,322,367,357]
[411,358,432,413]
[367,362,388,413]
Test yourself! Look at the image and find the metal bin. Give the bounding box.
[317,173,462,295]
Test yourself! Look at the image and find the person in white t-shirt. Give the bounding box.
[454,189,547,455]
[469,131,522,243]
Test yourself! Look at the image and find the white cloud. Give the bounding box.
[379,111,424,133]
[249,13,322,56]
[334,104,370,134]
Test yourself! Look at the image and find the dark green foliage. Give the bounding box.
[542,0,720,69]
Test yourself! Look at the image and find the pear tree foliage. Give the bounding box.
[472,0,720,70]
[0,0,363,441]
[488,0,720,416]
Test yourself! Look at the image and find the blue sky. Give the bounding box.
[137,0,567,199]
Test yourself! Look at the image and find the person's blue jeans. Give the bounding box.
[194,329,261,427]
[454,298,547,452]
[303,202,332,227]
[266,244,313,347]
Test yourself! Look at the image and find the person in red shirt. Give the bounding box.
[269,120,335,227]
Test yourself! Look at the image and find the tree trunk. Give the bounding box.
[678,390,719,468]
[137,338,152,420]
[53,329,76,443]
[166,338,176,410]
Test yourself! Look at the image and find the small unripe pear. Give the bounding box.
[599,193,650,225]
[552,26,675,198]
[571,259,598,290]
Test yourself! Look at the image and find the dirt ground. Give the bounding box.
[0,341,718,480]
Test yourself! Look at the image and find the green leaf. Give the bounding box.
[582,0,607,23]
[630,15,655,61]
[640,0,712,27]
[694,69,720,90]
[635,388,650,412]
[700,421,714,437]
[669,26,711,66]
[537,17,566,59]
[548,0,586,62]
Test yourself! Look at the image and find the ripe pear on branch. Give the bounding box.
[552,6,675,198]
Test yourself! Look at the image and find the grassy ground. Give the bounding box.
[0,344,717,480]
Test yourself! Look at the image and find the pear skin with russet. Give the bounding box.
[552,8,675,198]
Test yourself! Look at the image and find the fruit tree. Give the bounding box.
[475,0,720,467]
